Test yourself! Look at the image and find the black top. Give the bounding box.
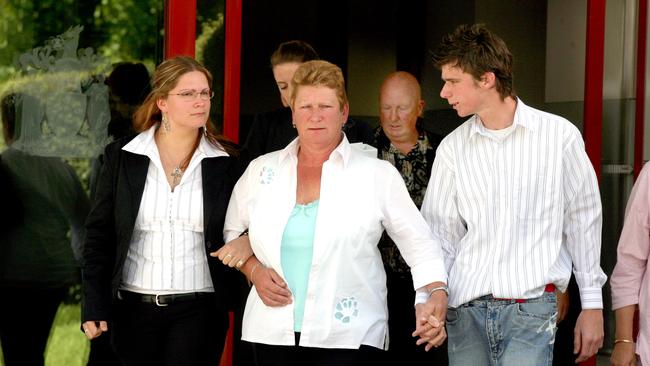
[243,107,375,160]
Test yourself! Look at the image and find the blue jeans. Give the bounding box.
[446,292,557,366]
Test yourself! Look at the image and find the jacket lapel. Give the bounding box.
[124,152,149,224]
[202,157,227,236]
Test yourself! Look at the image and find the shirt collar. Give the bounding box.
[468,97,536,139]
[278,133,352,168]
[123,126,229,158]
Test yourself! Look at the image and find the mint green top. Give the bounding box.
[281,200,319,332]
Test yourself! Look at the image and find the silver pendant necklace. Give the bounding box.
[171,166,183,186]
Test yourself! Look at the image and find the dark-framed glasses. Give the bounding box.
[168,89,214,101]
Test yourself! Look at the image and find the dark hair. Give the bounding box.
[133,56,237,155]
[270,40,319,68]
[106,62,151,105]
[432,24,515,100]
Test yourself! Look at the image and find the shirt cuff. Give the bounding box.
[410,259,447,290]
[414,288,429,306]
[579,287,604,309]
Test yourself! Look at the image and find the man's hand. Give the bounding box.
[574,309,604,362]
[556,289,569,323]
[82,320,108,340]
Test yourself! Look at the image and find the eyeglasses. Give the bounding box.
[168,89,214,101]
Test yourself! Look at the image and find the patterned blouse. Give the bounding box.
[374,126,436,275]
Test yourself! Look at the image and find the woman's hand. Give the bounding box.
[82,320,108,340]
[611,342,637,366]
[251,264,292,307]
[211,234,253,270]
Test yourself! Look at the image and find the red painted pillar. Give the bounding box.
[164,0,196,58]
[583,0,605,183]
[222,0,243,143]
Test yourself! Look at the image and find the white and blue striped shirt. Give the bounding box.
[421,99,607,309]
[119,126,228,295]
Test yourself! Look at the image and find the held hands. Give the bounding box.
[412,283,448,351]
[210,234,253,270]
[574,309,604,363]
[82,320,108,340]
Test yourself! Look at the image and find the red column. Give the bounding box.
[164,0,196,58]
[583,0,606,183]
[222,0,243,143]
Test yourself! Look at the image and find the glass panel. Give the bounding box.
[0,1,163,364]
[196,0,226,133]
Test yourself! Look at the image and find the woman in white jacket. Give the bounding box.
[215,60,448,365]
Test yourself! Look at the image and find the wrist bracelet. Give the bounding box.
[614,339,635,345]
[249,263,261,283]
[427,285,449,298]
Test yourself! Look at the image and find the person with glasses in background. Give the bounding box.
[81,56,245,366]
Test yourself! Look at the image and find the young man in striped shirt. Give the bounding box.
[419,23,607,365]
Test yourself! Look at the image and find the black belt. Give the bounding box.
[117,290,214,307]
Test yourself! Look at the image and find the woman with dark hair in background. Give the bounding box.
[243,40,374,160]
[81,56,243,365]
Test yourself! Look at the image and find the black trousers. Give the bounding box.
[385,272,448,365]
[86,331,121,366]
[253,334,384,366]
[0,286,67,366]
[111,294,228,366]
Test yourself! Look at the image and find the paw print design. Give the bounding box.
[334,297,359,324]
[259,166,275,185]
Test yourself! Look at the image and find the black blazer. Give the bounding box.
[81,135,243,323]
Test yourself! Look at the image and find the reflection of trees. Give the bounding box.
[0,0,162,83]
[196,0,225,132]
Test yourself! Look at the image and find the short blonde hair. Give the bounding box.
[290,60,348,110]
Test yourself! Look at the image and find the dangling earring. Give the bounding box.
[161,113,171,133]
[292,122,296,129]
[203,125,208,136]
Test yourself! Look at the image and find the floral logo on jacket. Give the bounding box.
[334,297,358,324]
[259,166,275,185]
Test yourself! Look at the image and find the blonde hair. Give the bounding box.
[290,60,348,110]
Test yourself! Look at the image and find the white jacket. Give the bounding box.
[224,136,446,349]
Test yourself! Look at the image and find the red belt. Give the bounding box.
[495,283,555,303]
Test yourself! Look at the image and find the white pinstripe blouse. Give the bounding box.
[119,127,227,294]
[421,99,607,309]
